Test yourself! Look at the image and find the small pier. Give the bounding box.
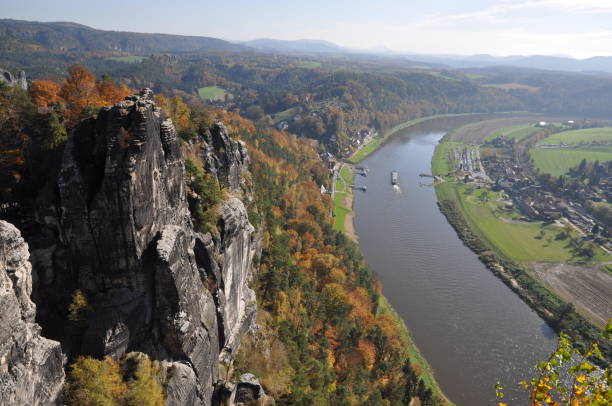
[419,173,433,178]
[351,185,367,191]
[355,166,369,177]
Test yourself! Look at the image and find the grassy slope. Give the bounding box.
[531,146,612,176]
[333,166,353,232]
[541,127,612,145]
[297,61,322,69]
[272,106,299,124]
[486,123,537,141]
[435,176,610,264]
[439,184,569,261]
[198,86,230,101]
[431,141,465,176]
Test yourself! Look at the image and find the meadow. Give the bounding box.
[486,123,537,141]
[436,182,609,263]
[297,60,322,69]
[333,166,354,232]
[431,141,465,176]
[540,127,612,145]
[198,86,231,101]
[531,146,612,176]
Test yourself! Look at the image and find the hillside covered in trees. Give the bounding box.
[0,65,447,405]
[4,19,612,155]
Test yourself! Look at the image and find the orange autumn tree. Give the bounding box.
[29,80,61,109]
[60,65,99,123]
[155,94,191,132]
[96,74,131,106]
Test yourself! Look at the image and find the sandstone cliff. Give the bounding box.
[0,69,28,90]
[18,89,264,405]
[0,220,65,405]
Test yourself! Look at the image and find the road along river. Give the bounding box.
[353,118,557,406]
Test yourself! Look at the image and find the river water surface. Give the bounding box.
[353,118,557,405]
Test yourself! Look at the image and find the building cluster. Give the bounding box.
[452,146,491,184]
[484,156,610,246]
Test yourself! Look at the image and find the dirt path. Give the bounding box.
[343,191,359,243]
[532,262,612,328]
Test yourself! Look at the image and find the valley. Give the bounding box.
[0,14,610,406]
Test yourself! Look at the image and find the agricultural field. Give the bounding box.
[447,116,541,144]
[486,123,538,141]
[539,127,612,145]
[297,60,322,69]
[436,182,610,263]
[465,73,485,79]
[482,83,540,92]
[532,262,612,328]
[530,146,612,176]
[198,86,231,101]
[104,56,147,63]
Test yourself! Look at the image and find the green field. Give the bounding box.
[297,61,322,69]
[465,73,485,79]
[431,141,464,176]
[198,86,231,101]
[105,56,147,63]
[333,166,354,232]
[272,106,300,124]
[540,127,612,145]
[531,146,612,176]
[486,123,537,141]
[435,182,610,263]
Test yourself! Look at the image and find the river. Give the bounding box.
[353,118,557,406]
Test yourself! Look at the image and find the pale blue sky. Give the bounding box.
[4,0,612,57]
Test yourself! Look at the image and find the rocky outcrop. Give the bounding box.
[201,123,250,193]
[214,373,273,406]
[0,69,28,90]
[0,220,65,405]
[49,89,260,405]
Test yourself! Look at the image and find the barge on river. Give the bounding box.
[391,171,399,185]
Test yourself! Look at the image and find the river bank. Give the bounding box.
[335,112,510,238]
[431,125,611,363]
[352,128,556,405]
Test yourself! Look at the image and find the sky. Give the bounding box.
[4,0,612,58]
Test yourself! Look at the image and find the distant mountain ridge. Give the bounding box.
[3,19,612,73]
[0,19,250,54]
[242,38,346,53]
[409,53,612,73]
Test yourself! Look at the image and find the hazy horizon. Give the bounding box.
[4,0,612,58]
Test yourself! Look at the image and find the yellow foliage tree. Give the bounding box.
[65,356,127,406]
[125,358,164,406]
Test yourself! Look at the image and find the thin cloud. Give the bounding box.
[422,0,612,26]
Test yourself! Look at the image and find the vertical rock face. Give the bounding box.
[201,123,250,193]
[0,69,28,90]
[53,89,260,405]
[0,220,65,405]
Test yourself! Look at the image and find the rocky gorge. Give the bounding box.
[0,89,269,405]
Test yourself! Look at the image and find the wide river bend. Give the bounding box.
[353,118,557,406]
